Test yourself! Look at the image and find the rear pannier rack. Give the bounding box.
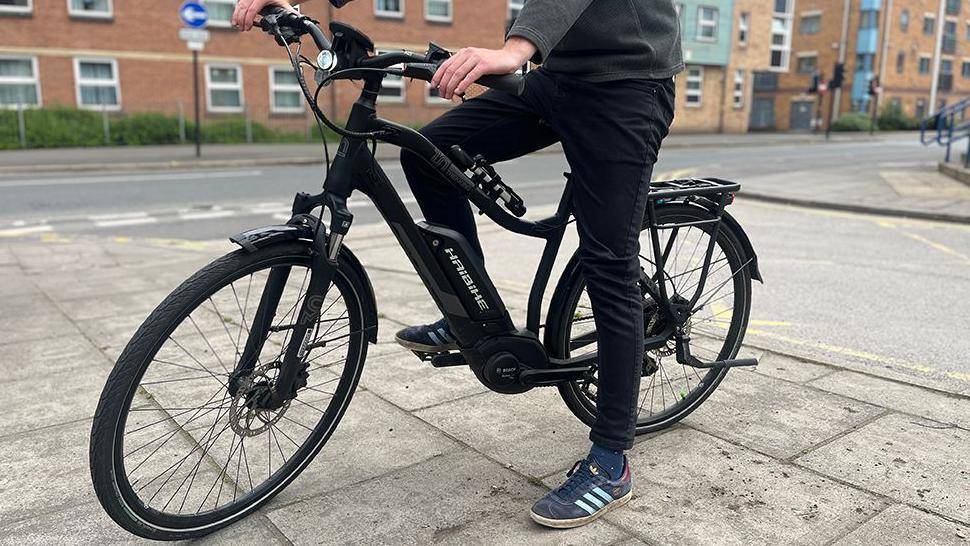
[648,177,741,200]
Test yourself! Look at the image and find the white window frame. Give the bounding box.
[733,69,745,109]
[376,50,406,103]
[205,63,244,113]
[685,66,704,107]
[696,6,719,42]
[67,0,112,19]
[508,0,523,20]
[425,0,451,22]
[73,57,121,111]
[0,55,41,109]
[738,12,750,46]
[425,83,451,106]
[0,0,31,14]
[770,1,795,72]
[268,65,303,114]
[375,0,404,19]
[204,0,236,28]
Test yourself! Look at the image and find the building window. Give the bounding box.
[0,56,40,108]
[269,66,302,113]
[68,0,111,18]
[738,12,750,46]
[962,60,970,78]
[800,14,821,34]
[732,69,745,109]
[426,84,451,106]
[375,0,403,18]
[205,64,243,112]
[685,66,703,107]
[966,22,970,40]
[425,0,451,22]
[896,51,905,73]
[945,0,960,16]
[508,0,523,20]
[919,55,932,74]
[376,50,405,103]
[0,0,31,14]
[202,0,236,27]
[697,6,719,41]
[943,21,957,53]
[770,0,794,71]
[796,54,817,74]
[900,9,909,31]
[923,15,936,35]
[916,98,927,118]
[859,10,878,29]
[74,58,120,110]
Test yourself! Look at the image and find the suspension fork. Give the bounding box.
[269,194,354,408]
[228,266,291,396]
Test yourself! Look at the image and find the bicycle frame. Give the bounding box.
[228,49,759,405]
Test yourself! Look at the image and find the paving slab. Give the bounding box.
[358,349,488,411]
[683,370,885,459]
[2,361,109,436]
[33,268,161,301]
[73,312,150,359]
[0,333,108,383]
[0,500,287,545]
[600,427,884,545]
[834,504,970,546]
[415,388,597,479]
[752,351,835,383]
[56,291,171,323]
[270,391,459,506]
[266,449,634,544]
[0,294,80,345]
[0,419,95,524]
[809,371,970,430]
[797,413,970,523]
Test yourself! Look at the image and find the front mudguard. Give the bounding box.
[229,215,379,343]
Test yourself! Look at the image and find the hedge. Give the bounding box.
[0,106,336,149]
[876,103,919,131]
[829,112,873,132]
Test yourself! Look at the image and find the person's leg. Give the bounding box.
[395,74,559,352]
[556,76,675,454]
[400,84,559,259]
[530,76,675,529]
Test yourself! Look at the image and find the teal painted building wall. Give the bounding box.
[676,0,736,66]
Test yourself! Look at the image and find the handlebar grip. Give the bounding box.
[475,73,526,96]
[258,6,291,17]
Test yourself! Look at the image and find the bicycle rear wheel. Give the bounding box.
[90,242,370,540]
[546,203,753,435]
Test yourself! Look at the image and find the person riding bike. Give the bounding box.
[234,0,682,529]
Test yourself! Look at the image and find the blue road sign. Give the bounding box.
[179,1,209,29]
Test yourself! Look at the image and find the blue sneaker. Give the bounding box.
[530,455,633,529]
[394,318,458,353]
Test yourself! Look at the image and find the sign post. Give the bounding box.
[179,1,209,158]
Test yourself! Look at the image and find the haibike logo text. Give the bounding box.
[444,248,489,311]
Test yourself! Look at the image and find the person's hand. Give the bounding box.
[432,37,536,100]
[232,0,298,32]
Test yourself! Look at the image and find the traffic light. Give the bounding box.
[868,77,880,96]
[831,62,845,89]
[808,73,820,93]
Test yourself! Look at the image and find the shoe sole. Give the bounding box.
[394,335,458,353]
[529,490,633,529]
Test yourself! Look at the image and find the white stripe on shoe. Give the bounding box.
[427,332,443,346]
[573,499,597,515]
[582,493,605,509]
[591,486,614,503]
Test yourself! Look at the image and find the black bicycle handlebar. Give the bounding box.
[257,6,525,96]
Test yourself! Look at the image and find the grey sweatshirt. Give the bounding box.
[507,0,684,82]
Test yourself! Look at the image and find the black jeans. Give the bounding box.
[401,68,676,450]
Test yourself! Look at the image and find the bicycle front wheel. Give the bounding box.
[547,203,753,435]
[90,242,370,540]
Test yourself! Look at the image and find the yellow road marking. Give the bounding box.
[745,327,968,383]
[742,200,970,233]
[898,231,970,264]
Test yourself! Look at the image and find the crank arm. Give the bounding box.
[520,366,590,387]
[682,357,759,369]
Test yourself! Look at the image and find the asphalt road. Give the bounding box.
[2,138,968,387]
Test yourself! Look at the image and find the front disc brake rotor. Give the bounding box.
[229,362,291,437]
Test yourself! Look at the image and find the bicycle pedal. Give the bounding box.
[430,352,466,368]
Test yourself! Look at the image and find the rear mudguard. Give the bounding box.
[229,216,379,343]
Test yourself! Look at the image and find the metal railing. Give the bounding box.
[919,96,970,166]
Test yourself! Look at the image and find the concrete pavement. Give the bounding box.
[1,216,967,544]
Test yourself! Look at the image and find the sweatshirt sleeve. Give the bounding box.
[507,0,595,63]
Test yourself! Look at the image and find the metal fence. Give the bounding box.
[0,102,333,150]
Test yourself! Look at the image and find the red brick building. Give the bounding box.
[0,0,508,129]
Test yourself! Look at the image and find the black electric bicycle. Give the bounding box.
[90,9,763,540]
